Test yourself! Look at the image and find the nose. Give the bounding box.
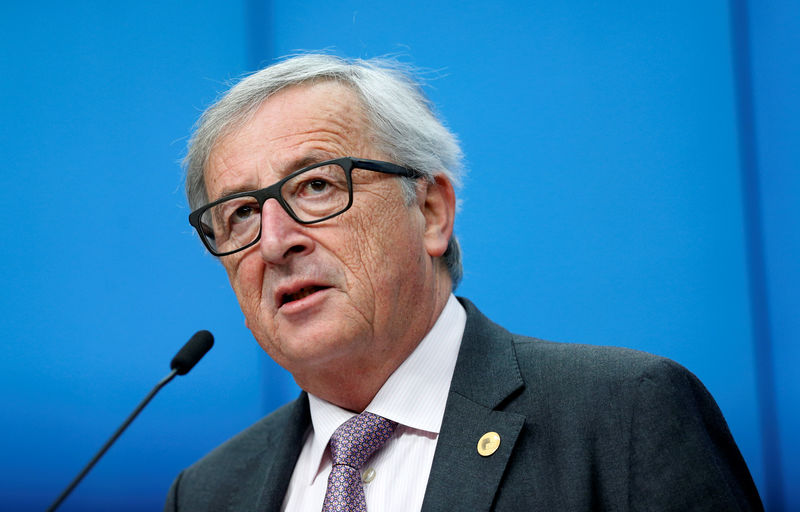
[258,199,314,264]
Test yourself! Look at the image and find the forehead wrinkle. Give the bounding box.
[206,82,374,203]
[274,129,354,161]
[260,105,369,177]
[205,149,260,201]
[274,112,366,152]
[268,135,370,183]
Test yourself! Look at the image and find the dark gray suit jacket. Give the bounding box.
[165,298,762,511]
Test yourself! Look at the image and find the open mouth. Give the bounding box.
[280,285,329,306]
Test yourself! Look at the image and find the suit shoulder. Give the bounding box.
[456,297,697,397]
[180,396,306,484]
[506,335,727,458]
[166,396,310,511]
[511,334,697,391]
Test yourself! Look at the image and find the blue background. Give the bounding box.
[1,1,796,510]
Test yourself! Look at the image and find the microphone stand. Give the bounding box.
[45,369,179,512]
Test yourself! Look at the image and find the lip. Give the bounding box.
[274,280,333,313]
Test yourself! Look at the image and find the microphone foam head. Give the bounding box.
[170,330,214,375]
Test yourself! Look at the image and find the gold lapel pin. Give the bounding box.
[477,431,501,456]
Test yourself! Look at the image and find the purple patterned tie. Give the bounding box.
[321,411,398,512]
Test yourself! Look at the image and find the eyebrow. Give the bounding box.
[212,152,339,202]
[213,184,259,202]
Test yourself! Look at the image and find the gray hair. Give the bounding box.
[184,54,464,287]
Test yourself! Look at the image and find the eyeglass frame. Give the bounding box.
[188,156,425,257]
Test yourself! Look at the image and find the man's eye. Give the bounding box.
[232,204,258,223]
[304,179,330,194]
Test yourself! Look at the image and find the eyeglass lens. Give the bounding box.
[199,162,350,254]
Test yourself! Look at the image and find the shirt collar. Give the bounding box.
[304,294,466,485]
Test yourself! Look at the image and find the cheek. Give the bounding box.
[342,206,393,266]
[224,256,265,313]
[340,202,426,291]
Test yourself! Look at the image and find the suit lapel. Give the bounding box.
[421,299,526,512]
[253,393,311,511]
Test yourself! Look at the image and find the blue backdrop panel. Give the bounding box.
[746,0,800,510]
[0,2,272,511]
[1,0,795,510]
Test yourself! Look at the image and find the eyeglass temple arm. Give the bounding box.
[350,158,425,179]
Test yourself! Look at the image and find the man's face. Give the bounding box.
[204,82,451,391]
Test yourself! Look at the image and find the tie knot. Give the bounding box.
[329,411,397,469]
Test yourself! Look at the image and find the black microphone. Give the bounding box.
[45,330,214,512]
[171,330,214,375]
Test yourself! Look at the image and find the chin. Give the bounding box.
[261,323,362,367]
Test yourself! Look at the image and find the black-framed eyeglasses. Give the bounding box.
[188,157,424,257]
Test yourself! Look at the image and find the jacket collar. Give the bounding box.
[253,393,310,511]
[449,297,525,407]
[421,297,526,512]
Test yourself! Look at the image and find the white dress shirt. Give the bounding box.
[281,294,467,512]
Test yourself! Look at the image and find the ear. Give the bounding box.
[420,174,456,258]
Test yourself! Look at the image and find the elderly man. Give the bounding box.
[166,55,762,511]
